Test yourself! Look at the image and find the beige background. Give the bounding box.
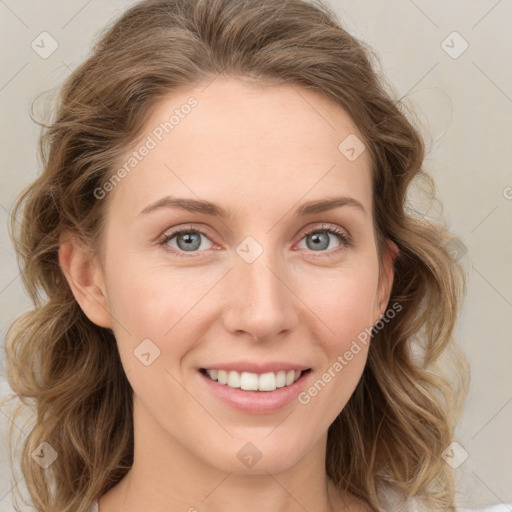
[0,0,511,510]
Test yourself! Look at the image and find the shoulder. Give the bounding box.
[87,500,99,512]
[377,483,512,512]
[458,507,512,512]
[376,484,427,512]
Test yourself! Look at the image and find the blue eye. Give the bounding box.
[158,223,352,258]
[159,226,213,257]
[297,224,352,254]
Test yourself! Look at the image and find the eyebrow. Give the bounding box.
[138,195,367,218]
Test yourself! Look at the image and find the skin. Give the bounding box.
[59,77,397,512]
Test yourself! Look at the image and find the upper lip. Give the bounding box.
[200,362,312,374]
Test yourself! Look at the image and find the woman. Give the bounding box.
[3,0,470,510]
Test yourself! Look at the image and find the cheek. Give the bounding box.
[299,263,380,345]
[104,258,218,363]
[296,271,376,416]
[105,253,203,328]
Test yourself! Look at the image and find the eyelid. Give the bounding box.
[158,222,352,257]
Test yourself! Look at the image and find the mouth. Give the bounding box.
[197,366,313,414]
[199,368,312,392]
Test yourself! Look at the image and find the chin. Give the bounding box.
[199,434,312,475]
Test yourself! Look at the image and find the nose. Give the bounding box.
[221,248,299,342]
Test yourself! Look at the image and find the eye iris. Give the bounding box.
[177,232,202,251]
[306,231,330,251]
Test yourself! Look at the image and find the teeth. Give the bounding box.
[258,372,275,391]
[205,369,305,392]
[227,370,240,388]
[275,370,286,388]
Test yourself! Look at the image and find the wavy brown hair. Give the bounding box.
[2,0,470,511]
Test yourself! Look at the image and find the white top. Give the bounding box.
[87,496,512,511]
[376,483,512,512]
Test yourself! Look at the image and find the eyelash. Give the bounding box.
[158,223,353,259]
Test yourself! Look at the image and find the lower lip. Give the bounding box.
[198,369,312,414]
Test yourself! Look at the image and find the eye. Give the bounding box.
[158,223,353,258]
[296,224,353,256]
[158,225,215,257]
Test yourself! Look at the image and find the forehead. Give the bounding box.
[108,77,373,219]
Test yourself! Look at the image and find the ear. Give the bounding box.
[373,239,399,324]
[58,232,112,329]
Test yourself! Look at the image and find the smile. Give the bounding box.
[201,368,311,392]
[198,367,313,414]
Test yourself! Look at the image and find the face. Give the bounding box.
[61,77,395,476]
